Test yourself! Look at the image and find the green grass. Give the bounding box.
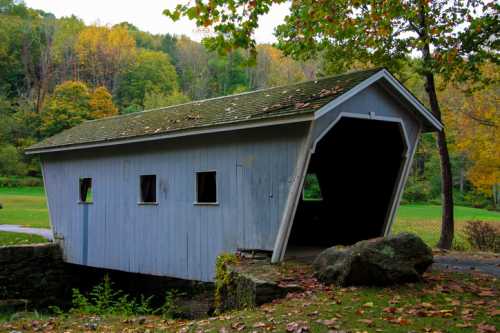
[397,204,500,222]
[0,187,49,228]
[0,231,47,246]
[0,187,499,248]
[393,204,500,248]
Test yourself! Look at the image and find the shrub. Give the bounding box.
[0,145,26,176]
[71,275,154,316]
[402,180,433,203]
[451,238,469,252]
[463,192,495,210]
[463,221,500,253]
[0,176,43,187]
[154,289,187,319]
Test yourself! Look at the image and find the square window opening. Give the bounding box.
[303,173,323,201]
[140,175,157,203]
[196,171,217,203]
[79,178,92,203]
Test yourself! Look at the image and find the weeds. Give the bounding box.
[70,275,185,318]
[154,289,187,319]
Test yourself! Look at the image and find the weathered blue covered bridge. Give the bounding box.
[27,68,442,282]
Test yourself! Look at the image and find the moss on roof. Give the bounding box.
[28,68,382,152]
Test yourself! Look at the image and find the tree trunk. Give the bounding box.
[417,0,454,249]
[424,73,454,249]
[459,159,465,193]
[493,184,498,210]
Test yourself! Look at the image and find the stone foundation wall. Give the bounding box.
[0,243,72,307]
[0,243,213,311]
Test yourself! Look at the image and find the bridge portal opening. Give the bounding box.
[286,117,406,259]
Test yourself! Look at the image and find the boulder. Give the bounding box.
[313,233,433,286]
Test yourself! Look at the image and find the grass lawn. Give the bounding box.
[0,231,47,246]
[0,187,49,228]
[393,205,500,248]
[0,187,499,248]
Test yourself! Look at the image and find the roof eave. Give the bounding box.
[25,112,315,155]
[313,69,443,132]
[378,69,443,132]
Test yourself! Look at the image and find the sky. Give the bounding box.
[24,0,290,43]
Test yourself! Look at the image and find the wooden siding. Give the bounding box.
[42,123,309,282]
[312,83,421,146]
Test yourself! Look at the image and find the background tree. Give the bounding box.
[143,90,190,110]
[41,81,92,136]
[41,81,118,136]
[89,86,118,119]
[52,15,85,83]
[249,44,310,89]
[0,0,318,178]
[166,0,499,249]
[115,49,179,109]
[0,144,26,176]
[207,50,249,95]
[442,65,499,208]
[75,25,136,91]
[174,35,211,100]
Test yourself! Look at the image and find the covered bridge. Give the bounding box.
[27,68,442,282]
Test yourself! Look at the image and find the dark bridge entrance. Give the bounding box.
[287,117,406,250]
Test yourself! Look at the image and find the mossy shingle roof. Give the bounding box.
[27,68,393,153]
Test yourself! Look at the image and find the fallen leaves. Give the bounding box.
[230,321,245,331]
[1,267,499,333]
[357,318,374,326]
[316,317,339,328]
[478,289,496,297]
[362,302,374,308]
[382,306,397,314]
[385,316,412,325]
[286,320,309,333]
[477,322,498,333]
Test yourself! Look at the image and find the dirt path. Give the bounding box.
[0,224,53,240]
[433,255,500,277]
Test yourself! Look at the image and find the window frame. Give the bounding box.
[138,174,158,205]
[78,177,93,204]
[194,170,219,206]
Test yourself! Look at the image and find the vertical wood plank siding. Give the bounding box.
[42,123,309,282]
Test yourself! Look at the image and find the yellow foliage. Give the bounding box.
[253,45,308,88]
[75,25,136,89]
[41,81,118,136]
[89,86,118,119]
[442,65,499,195]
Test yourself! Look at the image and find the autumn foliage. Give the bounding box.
[41,81,117,136]
[442,65,499,198]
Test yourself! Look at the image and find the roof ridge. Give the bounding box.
[84,67,383,124]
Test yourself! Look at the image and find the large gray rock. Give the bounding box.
[313,233,433,286]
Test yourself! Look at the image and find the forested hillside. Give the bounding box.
[0,0,498,210]
[0,1,315,169]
